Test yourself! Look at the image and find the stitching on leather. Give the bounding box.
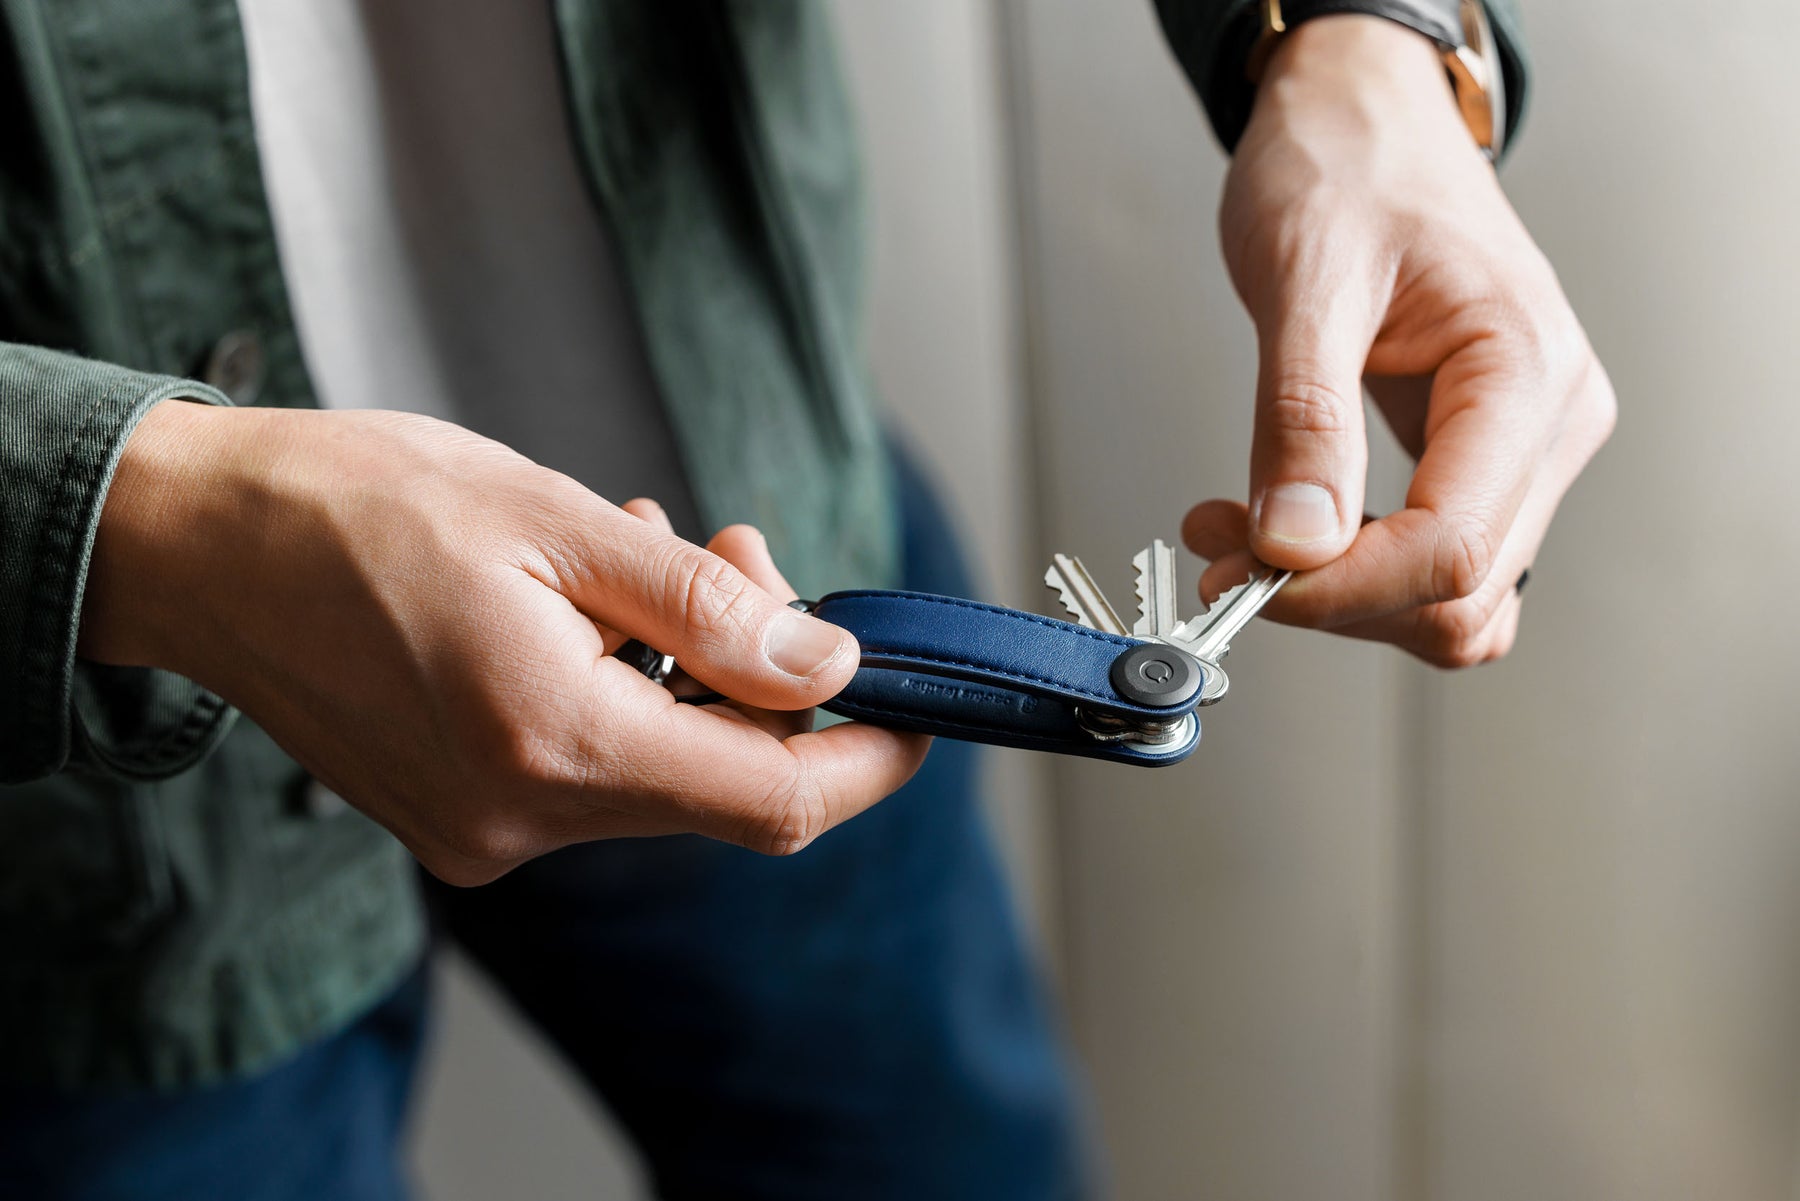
[865,653,1120,706]
[826,590,1136,647]
[821,592,1152,709]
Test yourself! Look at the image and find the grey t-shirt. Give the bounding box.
[238,0,702,537]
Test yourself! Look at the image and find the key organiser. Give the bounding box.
[805,590,1207,767]
[623,539,1289,768]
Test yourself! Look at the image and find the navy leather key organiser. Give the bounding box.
[622,539,1292,768]
[804,590,1206,767]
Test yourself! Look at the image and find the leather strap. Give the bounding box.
[811,590,1205,766]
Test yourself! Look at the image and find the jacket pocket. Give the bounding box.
[0,771,174,962]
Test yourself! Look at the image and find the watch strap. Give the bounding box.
[1249,0,1504,157]
[1150,0,1527,159]
[1267,0,1463,54]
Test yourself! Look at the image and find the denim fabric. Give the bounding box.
[0,971,429,1201]
[0,448,1091,1200]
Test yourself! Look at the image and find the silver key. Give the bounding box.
[1132,539,1178,639]
[1045,554,1129,636]
[1167,567,1292,703]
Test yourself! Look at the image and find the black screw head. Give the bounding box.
[1109,643,1202,708]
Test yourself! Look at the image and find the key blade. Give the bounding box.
[1044,554,1128,636]
[1044,563,1091,627]
[1170,567,1293,663]
[1132,540,1178,638]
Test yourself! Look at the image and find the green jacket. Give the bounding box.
[0,0,1527,1090]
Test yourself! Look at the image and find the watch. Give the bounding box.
[1247,0,1508,160]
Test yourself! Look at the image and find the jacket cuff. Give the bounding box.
[0,344,236,784]
[1152,0,1530,157]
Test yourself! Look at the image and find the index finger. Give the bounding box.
[1268,354,1545,627]
[577,664,930,855]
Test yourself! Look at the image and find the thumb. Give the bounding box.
[557,504,858,711]
[1246,281,1376,570]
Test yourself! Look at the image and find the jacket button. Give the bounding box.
[201,330,267,404]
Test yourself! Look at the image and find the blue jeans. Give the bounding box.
[0,450,1090,1200]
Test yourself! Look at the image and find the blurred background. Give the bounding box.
[411,1,1800,1197]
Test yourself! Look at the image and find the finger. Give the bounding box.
[1482,591,1524,660]
[591,500,678,654]
[1182,499,1250,562]
[1244,260,1381,570]
[1198,548,1258,608]
[1247,351,1553,629]
[1326,579,1525,668]
[1184,502,1383,572]
[1271,438,1563,664]
[622,496,674,533]
[536,503,859,711]
[676,717,931,855]
[705,523,798,605]
[702,524,812,739]
[690,695,814,741]
[578,685,931,855]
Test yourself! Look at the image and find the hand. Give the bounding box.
[1182,15,1615,666]
[80,402,928,885]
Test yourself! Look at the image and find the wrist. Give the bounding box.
[80,398,249,673]
[1254,14,1471,153]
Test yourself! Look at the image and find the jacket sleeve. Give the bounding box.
[0,343,235,785]
[1150,0,1530,156]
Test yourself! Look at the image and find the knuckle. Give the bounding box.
[439,818,535,868]
[481,720,564,785]
[668,549,756,643]
[1468,284,1578,386]
[741,768,828,857]
[1428,517,1498,603]
[419,854,511,889]
[1572,355,1619,448]
[1475,295,1551,371]
[1279,592,1336,630]
[1593,388,1619,445]
[1263,379,1353,438]
[1415,603,1491,669]
[1431,642,1488,671]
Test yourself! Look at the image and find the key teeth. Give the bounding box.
[1044,563,1089,627]
[1134,539,1182,639]
[1131,546,1151,629]
[1049,585,1085,625]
